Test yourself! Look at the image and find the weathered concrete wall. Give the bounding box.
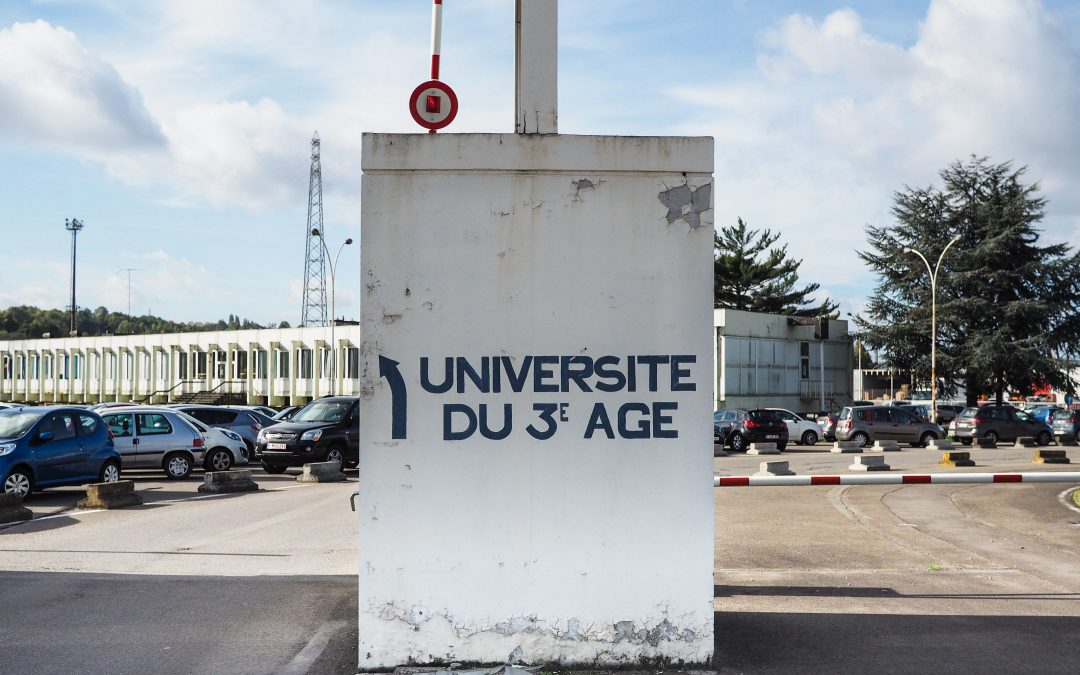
[358,133,714,669]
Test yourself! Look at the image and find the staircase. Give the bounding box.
[174,391,247,405]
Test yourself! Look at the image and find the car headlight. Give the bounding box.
[0,443,15,457]
[224,430,243,441]
[257,429,268,443]
[300,429,323,442]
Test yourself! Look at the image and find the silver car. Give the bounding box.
[100,407,206,479]
[174,411,250,471]
[834,405,944,447]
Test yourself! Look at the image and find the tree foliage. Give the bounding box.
[0,305,265,339]
[714,218,837,317]
[857,156,1080,404]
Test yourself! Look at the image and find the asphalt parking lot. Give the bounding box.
[2,446,1080,673]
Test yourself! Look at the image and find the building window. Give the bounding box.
[298,348,313,378]
[233,350,247,379]
[214,350,227,379]
[276,349,290,378]
[320,348,332,378]
[345,347,360,378]
[195,352,207,379]
[255,349,268,379]
[178,352,188,379]
[800,342,810,380]
[44,355,53,379]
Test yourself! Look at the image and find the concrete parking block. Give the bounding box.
[928,439,954,451]
[973,437,997,449]
[1014,436,1037,448]
[939,451,976,468]
[830,442,862,453]
[870,440,902,452]
[713,443,731,457]
[1054,434,1077,447]
[77,481,143,510]
[0,493,32,524]
[754,461,794,476]
[198,470,260,494]
[747,443,781,455]
[849,456,890,472]
[1032,449,1071,464]
[297,461,347,483]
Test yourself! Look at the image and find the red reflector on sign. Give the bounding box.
[426,95,440,113]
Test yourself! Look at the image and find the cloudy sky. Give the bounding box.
[1,0,1078,325]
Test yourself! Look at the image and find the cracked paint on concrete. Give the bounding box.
[658,182,712,230]
[359,603,712,669]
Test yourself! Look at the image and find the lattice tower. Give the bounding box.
[301,132,328,327]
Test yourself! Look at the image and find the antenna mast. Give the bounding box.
[301,132,328,327]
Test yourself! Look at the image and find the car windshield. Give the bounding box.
[0,411,43,440]
[174,410,208,433]
[292,400,351,423]
[959,408,977,418]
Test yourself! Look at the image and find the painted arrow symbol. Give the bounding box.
[379,355,408,440]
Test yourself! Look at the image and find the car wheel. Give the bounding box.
[960,437,973,446]
[261,463,288,474]
[163,453,193,480]
[800,430,818,446]
[777,442,787,451]
[1037,430,1052,446]
[851,431,870,447]
[3,467,32,497]
[729,433,746,452]
[919,431,938,448]
[985,430,999,444]
[324,446,345,466]
[206,448,233,472]
[98,459,120,484]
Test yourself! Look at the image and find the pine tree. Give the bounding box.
[714,218,837,317]
[858,156,1080,404]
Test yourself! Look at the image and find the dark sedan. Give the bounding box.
[714,408,788,452]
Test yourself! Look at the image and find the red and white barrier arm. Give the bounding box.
[715,472,1080,487]
[430,0,443,80]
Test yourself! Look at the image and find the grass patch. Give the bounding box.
[1073,488,1080,509]
[927,563,944,571]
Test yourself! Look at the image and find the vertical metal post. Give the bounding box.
[65,218,84,336]
[904,235,960,422]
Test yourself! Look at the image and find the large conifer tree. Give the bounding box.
[714,218,837,317]
[858,157,1080,404]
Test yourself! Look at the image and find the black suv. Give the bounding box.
[714,408,788,452]
[255,396,359,473]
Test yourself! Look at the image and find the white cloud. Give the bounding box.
[686,0,1080,314]
[0,20,165,152]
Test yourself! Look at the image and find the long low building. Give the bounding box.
[1,310,855,412]
[0,325,362,407]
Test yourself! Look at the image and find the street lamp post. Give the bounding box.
[311,228,353,396]
[903,235,961,425]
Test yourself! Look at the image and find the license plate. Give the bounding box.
[766,434,779,440]
[267,443,287,450]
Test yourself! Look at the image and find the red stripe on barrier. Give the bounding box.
[434,0,442,4]
[903,475,932,483]
[718,476,750,487]
[431,54,440,79]
[993,474,1023,483]
[810,476,841,485]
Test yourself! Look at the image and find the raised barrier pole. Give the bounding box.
[715,471,1080,487]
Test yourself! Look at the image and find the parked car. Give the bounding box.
[171,405,273,457]
[0,406,121,496]
[834,405,943,447]
[174,410,250,470]
[100,407,206,479]
[255,396,360,473]
[933,404,965,426]
[713,408,788,452]
[951,404,1053,446]
[1051,408,1080,439]
[1029,405,1062,423]
[88,402,139,412]
[816,412,839,442]
[767,408,820,445]
[894,403,931,421]
[273,406,301,423]
[224,404,279,419]
[0,402,25,411]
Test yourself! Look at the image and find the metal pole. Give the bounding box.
[904,235,960,422]
[312,229,352,396]
[65,218,84,335]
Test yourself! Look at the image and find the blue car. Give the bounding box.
[0,406,121,497]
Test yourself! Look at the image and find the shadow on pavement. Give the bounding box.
[714,610,1080,673]
[715,585,1080,601]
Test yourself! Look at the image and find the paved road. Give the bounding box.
[0,470,360,675]
[715,446,1080,673]
[2,448,1079,673]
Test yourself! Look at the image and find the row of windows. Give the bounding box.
[0,347,361,382]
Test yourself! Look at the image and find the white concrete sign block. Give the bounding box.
[359,133,714,669]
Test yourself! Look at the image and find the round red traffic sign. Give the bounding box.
[409,80,458,131]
